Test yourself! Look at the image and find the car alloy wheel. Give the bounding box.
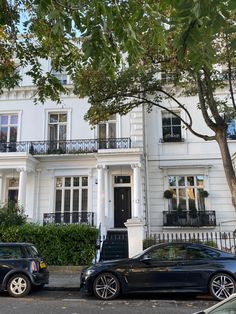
[7,274,31,297]
[93,272,120,300]
[209,272,236,300]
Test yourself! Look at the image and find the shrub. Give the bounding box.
[0,203,27,227]
[0,224,98,265]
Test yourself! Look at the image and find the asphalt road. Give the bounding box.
[0,290,217,314]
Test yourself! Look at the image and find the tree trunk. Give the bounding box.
[216,130,236,209]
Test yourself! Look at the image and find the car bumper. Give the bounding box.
[31,271,49,286]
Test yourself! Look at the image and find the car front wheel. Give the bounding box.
[209,272,236,300]
[7,274,31,297]
[93,272,120,300]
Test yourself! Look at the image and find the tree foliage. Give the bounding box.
[2,1,236,206]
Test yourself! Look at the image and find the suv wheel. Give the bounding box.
[7,274,31,297]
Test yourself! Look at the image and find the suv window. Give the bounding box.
[0,246,24,259]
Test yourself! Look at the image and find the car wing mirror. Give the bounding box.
[140,254,151,262]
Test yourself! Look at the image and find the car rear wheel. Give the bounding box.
[209,272,236,300]
[7,274,31,298]
[93,272,120,300]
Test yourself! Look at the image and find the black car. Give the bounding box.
[0,242,49,297]
[80,242,236,300]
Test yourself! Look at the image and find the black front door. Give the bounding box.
[114,187,131,228]
[8,189,18,205]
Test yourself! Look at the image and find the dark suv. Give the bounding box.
[0,243,49,297]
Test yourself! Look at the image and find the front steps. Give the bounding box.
[99,229,128,261]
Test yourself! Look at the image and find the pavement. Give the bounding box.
[45,266,85,291]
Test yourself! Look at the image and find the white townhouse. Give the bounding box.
[1,63,236,241]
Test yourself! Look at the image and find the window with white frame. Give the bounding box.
[55,176,88,223]
[0,114,18,152]
[98,114,116,148]
[48,113,67,151]
[162,111,182,142]
[168,175,206,211]
[51,69,68,85]
[227,119,236,139]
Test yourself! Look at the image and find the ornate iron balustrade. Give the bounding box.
[0,138,131,155]
[163,210,216,227]
[43,212,95,226]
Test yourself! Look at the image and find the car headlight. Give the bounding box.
[84,268,96,278]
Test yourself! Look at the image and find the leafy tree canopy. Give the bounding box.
[2,0,236,206]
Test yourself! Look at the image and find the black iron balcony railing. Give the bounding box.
[163,210,216,227]
[43,212,95,226]
[0,138,131,155]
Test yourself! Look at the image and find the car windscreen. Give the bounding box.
[209,297,236,314]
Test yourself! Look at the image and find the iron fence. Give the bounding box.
[43,212,95,226]
[144,231,236,254]
[0,138,131,155]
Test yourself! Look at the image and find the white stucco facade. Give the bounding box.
[1,69,236,236]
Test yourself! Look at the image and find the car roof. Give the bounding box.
[0,243,34,246]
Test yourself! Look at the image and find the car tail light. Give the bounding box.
[31,260,38,272]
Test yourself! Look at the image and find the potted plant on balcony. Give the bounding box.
[199,190,209,198]
[177,204,186,220]
[189,205,198,224]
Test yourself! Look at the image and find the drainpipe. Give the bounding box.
[142,103,150,237]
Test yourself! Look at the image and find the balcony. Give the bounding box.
[43,212,95,226]
[163,210,216,227]
[0,138,131,155]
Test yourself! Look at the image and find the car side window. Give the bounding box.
[187,247,220,260]
[0,246,24,259]
[148,245,186,261]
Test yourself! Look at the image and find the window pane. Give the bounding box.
[172,126,181,137]
[178,177,185,186]
[55,190,62,212]
[49,125,57,141]
[163,126,171,138]
[162,113,171,126]
[0,115,8,124]
[171,189,177,210]
[187,188,196,210]
[10,127,17,142]
[187,176,194,186]
[172,115,181,125]
[98,124,106,139]
[169,176,176,186]
[56,178,63,188]
[65,178,71,187]
[81,189,88,211]
[50,114,58,123]
[59,125,67,141]
[73,190,79,212]
[73,177,80,186]
[10,115,18,124]
[178,188,186,210]
[196,176,204,187]
[114,176,130,184]
[227,120,236,138]
[0,127,7,141]
[64,190,70,212]
[109,122,116,138]
[82,177,88,186]
[59,114,67,122]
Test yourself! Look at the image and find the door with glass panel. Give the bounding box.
[0,114,18,152]
[48,113,67,153]
[98,115,116,149]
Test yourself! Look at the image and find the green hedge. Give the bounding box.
[0,224,98,266]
